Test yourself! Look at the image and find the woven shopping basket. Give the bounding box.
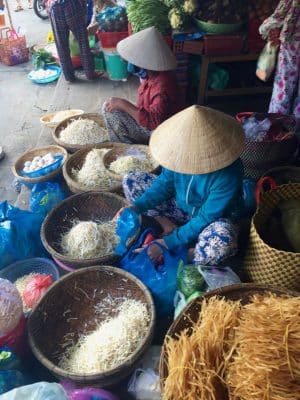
[243,184,300,291]
[0,27,29,66]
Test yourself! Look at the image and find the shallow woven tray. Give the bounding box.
[159,283,300,397]
[41,191,133,268]
[62,143,126,194]
[53,113,108,153]
[28,266,156,386]
[40,109,84,128]
[12,145,68,184]
[103,144,160,182]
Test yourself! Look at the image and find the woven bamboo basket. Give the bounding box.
[62,143,126,194]
[103,145,160,182]
[159,283,299,396]
[53,113,108,153]
[28,266,156,386]
[40,109,84,128]
[12,145,68,184]
[243,184,300,290]
[41,191,135,268]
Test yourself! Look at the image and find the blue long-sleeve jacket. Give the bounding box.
[133,159,244,249]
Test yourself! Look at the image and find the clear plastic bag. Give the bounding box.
[128,369,161,400]
[0,382,68,400]
[0,279,23,337]
[0,370,26,395]
[198,266,241,291]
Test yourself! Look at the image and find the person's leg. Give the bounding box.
[123,171,188,224]
[50,4,75,82]
[14,0,23,11]
[102,102,151,144]
[65,0,95,79]
[193,219,239,265]
[269,42,300,115]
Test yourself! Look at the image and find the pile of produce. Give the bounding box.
[163,294,300,400]
[32,48,55,70]
[196,0,247,24]
[248,0,278,23]
[109,155,154,176]
[127,0,171,34]
[22,153,58,174]
[15,273,53,313]
[58,298,150,374]
[73,148,114,189]
[59,119,108,145]
[162,0,197,31]
[96,6,128,32]
[61,220,119,259]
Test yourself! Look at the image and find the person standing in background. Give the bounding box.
[259,0,300,124]
[48,0,101,82]
[14,0,32,12]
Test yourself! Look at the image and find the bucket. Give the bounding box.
[103,50,128,81]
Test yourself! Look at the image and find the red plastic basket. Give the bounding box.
[204,34,245,56]
[96,30,128,49]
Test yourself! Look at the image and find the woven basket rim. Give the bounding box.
[40,109,84,128]
[159,283,300,390]
[62,143,125,193]
[253,183,300,256]
[53,113,108,153]
[11,145,68,183]
[103,144,160,181]
[40,191,131,264]
[28,265,156,381]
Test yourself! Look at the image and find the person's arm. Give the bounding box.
[163,170,243,249]
[259,0,292,39]
[133,169,175,213]
[105,98,139,121]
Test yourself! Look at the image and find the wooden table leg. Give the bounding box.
[197,56,209,105]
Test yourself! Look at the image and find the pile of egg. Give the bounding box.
[23,153,57,173]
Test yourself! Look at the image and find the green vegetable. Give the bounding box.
[32,49,55,70]
[177,262,205,299]
[127,0,171,35]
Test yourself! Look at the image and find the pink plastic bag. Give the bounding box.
[23,274,53,309]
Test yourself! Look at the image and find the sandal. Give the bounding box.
[14,6,24,11]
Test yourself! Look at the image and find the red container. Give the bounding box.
[0,316,27,357]
[248,19,265,53]
[204,34,245,56]
[96,30,129,49]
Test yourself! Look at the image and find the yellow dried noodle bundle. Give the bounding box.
[163,296,241,400]
[227,294,300,400]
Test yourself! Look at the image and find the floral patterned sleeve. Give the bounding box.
[259,0,292,39]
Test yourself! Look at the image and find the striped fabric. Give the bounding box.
[49,0,94,81]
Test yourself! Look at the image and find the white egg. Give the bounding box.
[24,161,31,168]
[23,167,30,173]
[33,156,42,162]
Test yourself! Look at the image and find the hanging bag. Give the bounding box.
[119,229,187,316]
[243,184,300,291]
[256,41,278,82]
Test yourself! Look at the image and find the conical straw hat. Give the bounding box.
[149,105,245,174]
[117,27,177,71]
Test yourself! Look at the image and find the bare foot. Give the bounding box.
[155,216,178,235]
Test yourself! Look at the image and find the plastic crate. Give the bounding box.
[204,34,245,56]
[96,30,128,49]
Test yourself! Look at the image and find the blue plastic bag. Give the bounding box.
[30,182,65,216]
[0,202,46,270]
[0,382,67,400]
[119,229,187,316]
[115,208,140,256]
[0,370,26,395]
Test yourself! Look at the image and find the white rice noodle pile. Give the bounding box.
[61,221,119,259]
[110,155,154,176]
[73,149,112,189]
[59,119,108,145]
[58,299,150,374]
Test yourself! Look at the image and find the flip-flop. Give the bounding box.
[14,6,24,11]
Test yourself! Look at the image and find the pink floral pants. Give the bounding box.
[269,41,300,119]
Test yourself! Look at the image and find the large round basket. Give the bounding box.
[40,109,84,129]
[12,145,68,185]
[103,145,160,182]
[159,283,299,396]
[41,191,134,268]
[53,113,108,153]
[27,266,156,387]
[62,143,125,194]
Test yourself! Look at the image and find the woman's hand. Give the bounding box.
[105,97,123,112]
[269,28,281,46]
[134,239,168,262]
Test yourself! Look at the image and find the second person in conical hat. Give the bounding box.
[101,27,183,144]
[117,105,245,265]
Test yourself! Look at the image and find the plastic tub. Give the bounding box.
[103,50,128,81]
[28,65,61,84]
[21,154,63,179]
[0,258,60,283]
[96,30,128,48]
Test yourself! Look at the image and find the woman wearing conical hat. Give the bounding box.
[120,105,245,264]
[102,27,183,144]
